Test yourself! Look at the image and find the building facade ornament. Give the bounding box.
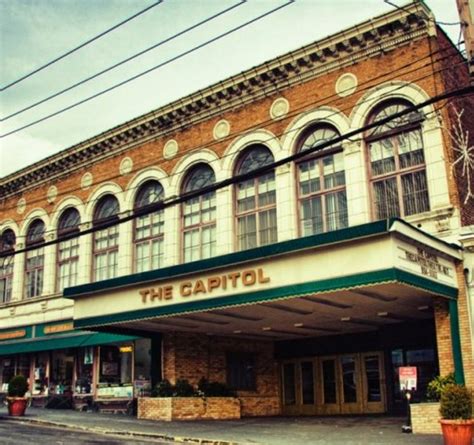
[81,173,93,190]
[213,120,231,140]
[46,186,58,204]
[163,140,179,160]
[119,157,134,176]
[17,198,26,215]
[335,73,358,97]
[270,98,290,120]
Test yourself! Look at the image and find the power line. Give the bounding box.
[0,43,462,213]
[1,1,165,92]
[2,83,472,258]
[383,0,462,26]
[0,0,294,138]
[1,1,247,122]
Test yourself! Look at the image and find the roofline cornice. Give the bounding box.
[0,1,435,199]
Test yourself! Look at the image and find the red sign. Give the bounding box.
[399,366,417,391]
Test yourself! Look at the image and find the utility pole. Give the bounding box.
[456,0,474,81]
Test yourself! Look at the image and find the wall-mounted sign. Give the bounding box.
[399,366,417,391]
[0,329,26,341]
[44,322,74,335]
[139,268,270,304]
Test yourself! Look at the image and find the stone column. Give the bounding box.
[11,240,25,301]
[215,186,233,256]
[163,203,179,267]
[42,234,57,295]
[77,226,92,285]
[433,298,455,376]
[275,163,297,242]
[118,217,133,276]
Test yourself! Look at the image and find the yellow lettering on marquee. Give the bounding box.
[0,330,26,341]
[44,323,74,334]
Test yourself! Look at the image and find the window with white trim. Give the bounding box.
[297,126,348,235]
[25,219,45,298]
[93,195,119,281]
[366,101,429,219]
[182,164,216,262]
[0,229,15,303]
[235,145,277,250]
[134,180,165,272]
[57,208,80,291]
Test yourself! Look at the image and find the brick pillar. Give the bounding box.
[161,333,177,384]
[433,298,455,376]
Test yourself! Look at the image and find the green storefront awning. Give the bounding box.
[0,332,138,356]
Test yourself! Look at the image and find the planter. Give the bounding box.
[411,402,441,434]
[7,397,28,416]
[440,419,474,445]
[138,397,241,421]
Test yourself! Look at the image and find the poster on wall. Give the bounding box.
[399,366,417,391]
[102,362,118,376]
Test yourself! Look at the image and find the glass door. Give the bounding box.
[282,362,298,414]
[361,352,386,413]
[320,357,339,414]
[339,355,362,414]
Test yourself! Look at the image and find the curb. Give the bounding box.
[0,416,253,445]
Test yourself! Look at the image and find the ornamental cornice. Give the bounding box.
[0,2,434,199]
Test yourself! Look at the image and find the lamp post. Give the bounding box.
[402,390,412,433]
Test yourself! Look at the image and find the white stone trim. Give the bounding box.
[84,182,125,222]
[125,166,170,205]
[50,196,85,232]
[19,208,50,238]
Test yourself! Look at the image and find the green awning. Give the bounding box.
[0,332,138,356]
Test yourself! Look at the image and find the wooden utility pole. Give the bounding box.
[456,0,474,81]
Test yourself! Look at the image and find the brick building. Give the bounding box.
[0,1,473,416]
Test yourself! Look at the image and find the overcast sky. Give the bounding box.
[0,0,463,178]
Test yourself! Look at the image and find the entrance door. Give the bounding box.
[339,354,361,414]
[361,352,386,413]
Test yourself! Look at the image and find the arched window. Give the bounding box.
[25,219,45,298]
[134,180,165,272]
[0,229,15,303]
[366,101,429,219]
[235,145,277,250]
[296,126,347,235]
[181,164,216,262]
[57,208,80,291]
[93,195,119,281]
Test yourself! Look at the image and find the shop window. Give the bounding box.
[92,195,119,281]
[25,219,45,298]
[0,357,15,391]
[181,164,216,262]
[57,208,80,291]
[75,347,94,394]
[33,352,49,395]
[99,344,133,385]
[134,180,165,272]
[0,229,15,303]
[297,126,347,235]
[226,352,256,390]
[235,145,277,250]
[366,101,429,219]
[50,349,74,395]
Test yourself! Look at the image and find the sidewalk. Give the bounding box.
[0,407,442,445]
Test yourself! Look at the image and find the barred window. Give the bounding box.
[134,180,165,273]
[1,229,15,303]
[93,195,119,281]
[366,101,429,219]
[25,219,45,298]
[57,208,80,291]
[297,126,348,236]
[235,145,277,251]
[182,164,216,262]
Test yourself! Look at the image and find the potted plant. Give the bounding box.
[439,383,473,445]
[7,375,29,416]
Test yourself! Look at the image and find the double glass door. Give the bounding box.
[282,352,385,415]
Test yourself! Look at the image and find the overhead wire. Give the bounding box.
[0,0,165,92]
[2,81,472,258]
[1,0,247,122]
[1,43,465,215]
[0,0,295,138]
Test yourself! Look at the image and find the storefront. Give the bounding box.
[0,320,152,411]
[65,219,466,416]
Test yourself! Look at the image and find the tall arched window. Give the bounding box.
[366,101,429,219]
[25,219,45,298]
[93,195,119,281]
[182,164,216,262]
[235,145,277,250]
[57,208,80,291]
[297,126,347,235]
[134,180,165,272]
[0,229,15,303]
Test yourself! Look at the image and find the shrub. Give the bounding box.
[440,384,472,420]
[8,375,28,397]
[198,377,236,397]
[426,373,455,402]
[173,379,195,397]
[151,379,173,397]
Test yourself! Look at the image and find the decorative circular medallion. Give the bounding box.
[163,139,179,160]
[81,172,93,190]
[119,157,133,175]
[17,198,26,215]
[47,185,58,204]
[213,120,230,140]
[270,97,290,120]
[335,73,358,97]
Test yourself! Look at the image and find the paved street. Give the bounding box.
[0,421,173,445]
